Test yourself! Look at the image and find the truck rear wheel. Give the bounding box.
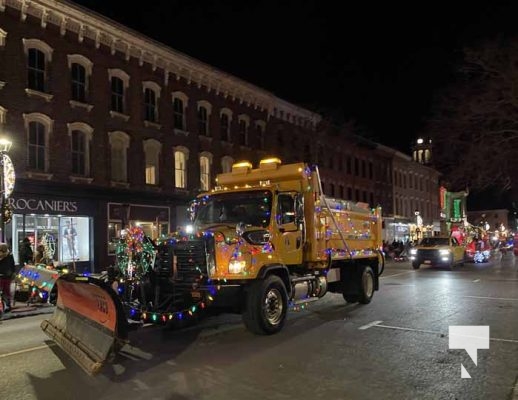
[243,275,288,335]
[412,261,420,270]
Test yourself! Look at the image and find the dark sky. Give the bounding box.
[71,0,518,154]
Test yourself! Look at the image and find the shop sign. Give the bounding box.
[7,195,95,214]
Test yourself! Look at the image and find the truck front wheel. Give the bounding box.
[243,275,288,335]
[358,266,375,304]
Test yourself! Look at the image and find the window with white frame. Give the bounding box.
[220,108,233,142]
[28,121,46,170]
[199,152,212,191]
[174,146,189,188]
[108,131,130,182]
[67,55,92,103]
[108,69,129,114]
[238,114,249,146]
[143,81,161,123]
[197,100,212,137]
[172,92,189,131]
[67,122,93,177]
[143,139,162,185]
[256,120,266,150]
[221,155,234,173]
[23,112,53,172]
[23,39,53,93]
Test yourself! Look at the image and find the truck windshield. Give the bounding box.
[419,237,450,246]
[194,190,272,228]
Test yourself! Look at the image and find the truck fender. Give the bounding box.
[256,264,292,297]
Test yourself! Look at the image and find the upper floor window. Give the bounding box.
[67,122,93,177]
[23,39,53,93]
[198,106,208,136]
[221,156,234,173]
[256,121,266,150]
[199,152,212,191]
[143,139,162,185]
[238,114,249,146]
[108,69,130,114]
[195,100,211,137]
[220,108,233,142]
[143,81,161,123]
[108,131,130,182]
[28,49,46,92]
[111,77,124,113]
[172,92,189,131]
[67,55,92,104]
[28,121,46,171]
[144,89,157,122]
[71,64,86,103]
[174,146,189,189]
[23,112,53,172]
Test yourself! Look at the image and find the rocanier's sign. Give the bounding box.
[8,197,78,213]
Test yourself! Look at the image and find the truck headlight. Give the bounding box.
[228,260,246,274]
[410,249,417,255]
[439,249,451,255]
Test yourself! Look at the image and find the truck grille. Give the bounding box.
[173,237,213,281]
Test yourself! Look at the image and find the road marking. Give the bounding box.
[362,323,518,343]
[472,279,480,282]
[358,320,383,330]
[0,343,55,358]
[462,295,518,301]
[381,271,414,279]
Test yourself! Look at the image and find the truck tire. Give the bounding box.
[358,266,375,304]
[412,261,420,269]
[242,275,288,335]
[343,294,359,303]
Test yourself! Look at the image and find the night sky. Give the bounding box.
[70,0,518,156]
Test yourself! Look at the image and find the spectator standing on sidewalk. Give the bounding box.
[0,243,16,311]
[19,237,33,266]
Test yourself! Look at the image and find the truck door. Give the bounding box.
[275,192,303,265]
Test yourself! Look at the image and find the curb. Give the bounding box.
[1,305,55,320]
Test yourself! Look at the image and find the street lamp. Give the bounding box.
[0,136,13,242]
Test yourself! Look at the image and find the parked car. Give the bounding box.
[409,236,466,270]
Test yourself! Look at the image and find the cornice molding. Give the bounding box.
[3,0,320,127]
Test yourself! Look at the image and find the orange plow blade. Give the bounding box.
[41,274,128,375]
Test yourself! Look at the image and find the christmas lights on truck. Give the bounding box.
[41,158,385,375]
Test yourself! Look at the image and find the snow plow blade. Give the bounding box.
[40,274,129,376]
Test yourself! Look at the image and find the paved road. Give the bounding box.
[1,254,518,400]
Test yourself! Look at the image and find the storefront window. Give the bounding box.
[12,214,91,265]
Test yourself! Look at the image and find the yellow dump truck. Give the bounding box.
[41,158,384,375]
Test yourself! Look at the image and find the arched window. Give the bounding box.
[143,139,162,185]
[199,152,213,191]
[67,55,93,103]
[108,69,130,114]
[67,122,93,176]
[108,131,130,182]
[220,108,233,142]
[23,112,53,172]
[172,92,189,131]
[174,146,189,188]
[143,81,161,123]
[238,114,249,146]
[221,156,234,173]
[23,39,53,93]
[197,100,212,137]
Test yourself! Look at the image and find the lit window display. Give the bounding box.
[11,214,91,265]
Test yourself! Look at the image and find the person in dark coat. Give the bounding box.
[19,237,33,266]
[0,242,16,311]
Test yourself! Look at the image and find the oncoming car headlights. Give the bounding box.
[439,249,451,255]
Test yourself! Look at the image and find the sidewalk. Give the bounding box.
[1,302,55,320]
